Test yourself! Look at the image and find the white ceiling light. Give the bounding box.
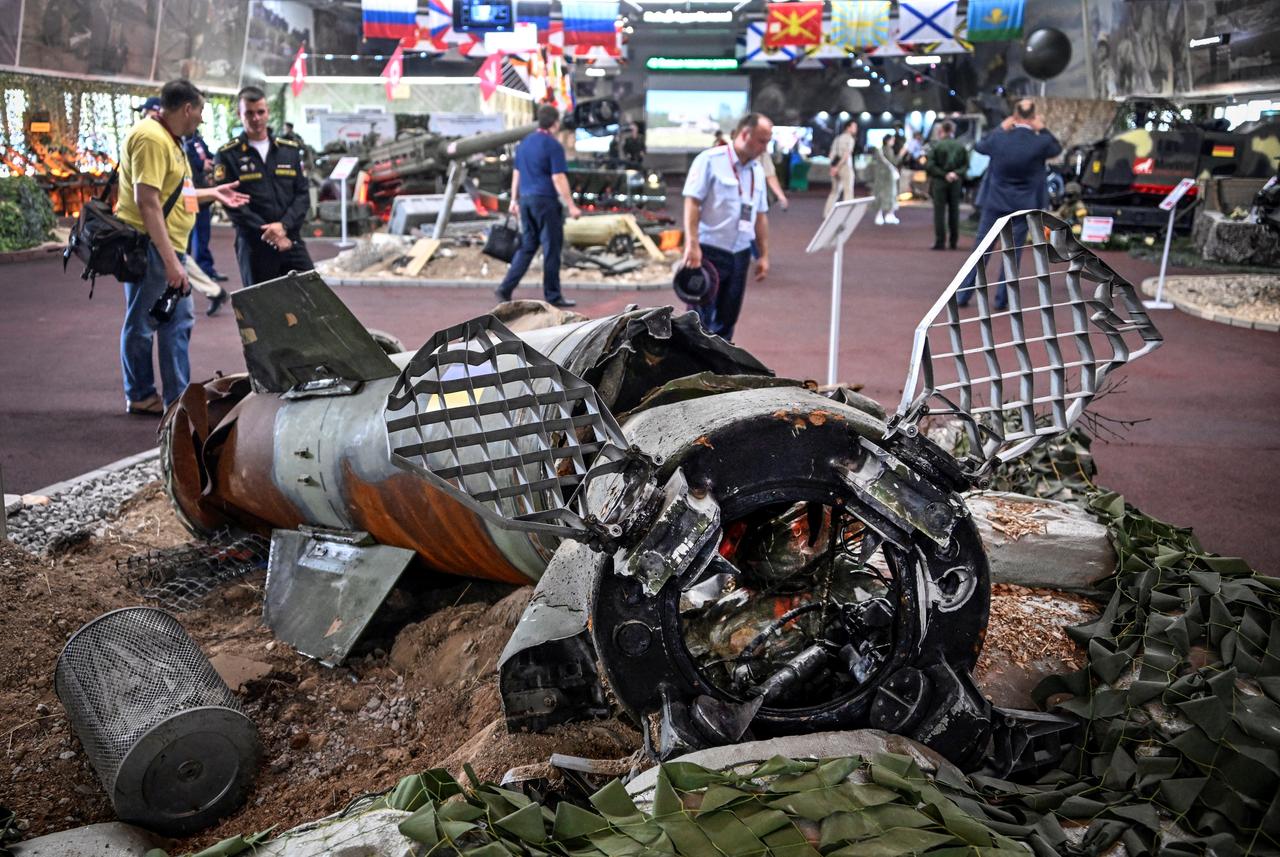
[642,9,733,23]
[846,78,871,88]
[904,55,941,65]
[585,67,607,77]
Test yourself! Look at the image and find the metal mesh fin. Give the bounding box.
[893,210,1162,477]
[385,314,652,542]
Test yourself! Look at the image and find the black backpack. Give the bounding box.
[63,171,182,296]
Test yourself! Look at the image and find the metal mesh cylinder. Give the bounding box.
[54,607,260,834]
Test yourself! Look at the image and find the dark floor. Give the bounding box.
[2,195,1276,573]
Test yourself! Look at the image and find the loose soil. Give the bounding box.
[1,482,1090,851]
[0,483,640,853]
[316,237,674,286]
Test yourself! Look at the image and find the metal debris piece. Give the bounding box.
[54,607,260,834]
[116,530,268,612]
[263,528,414,667]
[891,209,1162,479]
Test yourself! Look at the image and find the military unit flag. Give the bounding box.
[895,0,957,44]
[965,0,1024,41]
[764,2,824,48]
[828,1,892,50]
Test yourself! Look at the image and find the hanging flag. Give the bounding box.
[516,0,552,42]
[740,21,802,64]
[545,20,564,55]
[896,0,957,44]
[478,52,504,100]
[427,0,484,53]
[765,2,823,48]
[288,43,307,96]
[965,0,1023,42]
[828,1,891,50]
[562,0,619,47]
[363,0,418,40]
[381,44,405,99]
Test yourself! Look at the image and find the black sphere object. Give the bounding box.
[1022,28,1072,80]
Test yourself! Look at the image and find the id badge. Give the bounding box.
[182,176,198,213]
[738,202,754,235]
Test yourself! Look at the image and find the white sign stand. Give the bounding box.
[1146,177,1196,310]
[805,196,874,387]
[329,156,361,249]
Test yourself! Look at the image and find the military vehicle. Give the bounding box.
[161,210,1161,776]
[1056,98,1280,229]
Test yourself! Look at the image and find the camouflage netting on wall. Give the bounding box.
[161,427,1280,857]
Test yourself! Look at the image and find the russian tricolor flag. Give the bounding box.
[363,0,419,40]
[561,0,619,47]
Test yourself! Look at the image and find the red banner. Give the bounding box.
[764,2,823,47]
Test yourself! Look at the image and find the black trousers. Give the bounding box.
[234,232,315,288]
[931,178,963,248]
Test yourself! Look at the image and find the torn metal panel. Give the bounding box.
[231,270,399,395]
[891,210,1162,479]
[263,528,414,666]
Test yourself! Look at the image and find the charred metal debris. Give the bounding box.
[159,209,1161,779]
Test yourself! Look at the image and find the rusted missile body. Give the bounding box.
[162,290,774,585]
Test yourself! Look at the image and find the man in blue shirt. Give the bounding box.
[496,104,582,307]
[679,113,773,342]
[959,99,1061,309]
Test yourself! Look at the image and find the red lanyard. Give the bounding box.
[724,148,754,201]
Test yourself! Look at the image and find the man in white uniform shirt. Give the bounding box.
[679,113,773,342]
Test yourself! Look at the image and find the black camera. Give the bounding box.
[149,286,184,323]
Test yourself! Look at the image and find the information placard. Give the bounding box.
[1159,177,1197,211]
[329,156,361,182]
[1080,216,1114,244]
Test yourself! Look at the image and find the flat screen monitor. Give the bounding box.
[771,125,812,156]
[575,127,616,154]
[865,127,899,151]
[644,75,750,152]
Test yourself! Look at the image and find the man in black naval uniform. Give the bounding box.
[214,85,313,288]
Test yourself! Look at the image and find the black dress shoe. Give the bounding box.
[206,288,228,317]
[930,244,945,250]
[211,272,230,282]
[548,297,577,308]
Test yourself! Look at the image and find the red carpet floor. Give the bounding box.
[2,193,1276,572]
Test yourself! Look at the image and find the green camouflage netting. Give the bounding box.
[162,427,1279,857]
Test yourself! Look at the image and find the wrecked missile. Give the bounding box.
[161,210,1161,774]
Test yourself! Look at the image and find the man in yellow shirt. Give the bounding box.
[115,80,248,415]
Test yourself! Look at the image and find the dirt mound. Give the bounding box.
[0,485,642,853]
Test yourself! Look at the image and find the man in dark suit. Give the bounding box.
[959,99,1061,309]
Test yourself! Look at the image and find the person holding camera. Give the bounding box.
[494,104,582,308]
[115,79,249,416]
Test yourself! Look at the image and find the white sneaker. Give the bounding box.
[874,211,884,225]
[885,213,900,224]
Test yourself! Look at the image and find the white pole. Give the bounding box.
[337,180,352,249]
[827,234,845,386]
[1144,205,1176,310]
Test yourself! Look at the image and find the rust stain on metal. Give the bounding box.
[340,462,531,585]
[285,312,299,327]
[213,397,306,531]
[240,327,258,345]
[694,436,714,449]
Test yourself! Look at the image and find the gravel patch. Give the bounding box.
[1142,273,1280,329]
[5,458,163,555]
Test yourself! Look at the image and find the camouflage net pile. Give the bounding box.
[158,427,1280,857]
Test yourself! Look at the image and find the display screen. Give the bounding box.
[771,125,813,156]
[645,88,750,151]
[575,127,617,154]
[864,127,900,151]
[453,0,514,32]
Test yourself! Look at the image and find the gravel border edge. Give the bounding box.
[1139,276,1280,333]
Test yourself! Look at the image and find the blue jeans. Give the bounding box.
[121,243,194,406]
[958,208,1028,307]
[693,244,751,342]
[187,204,218,276]
[497,195,564,302]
